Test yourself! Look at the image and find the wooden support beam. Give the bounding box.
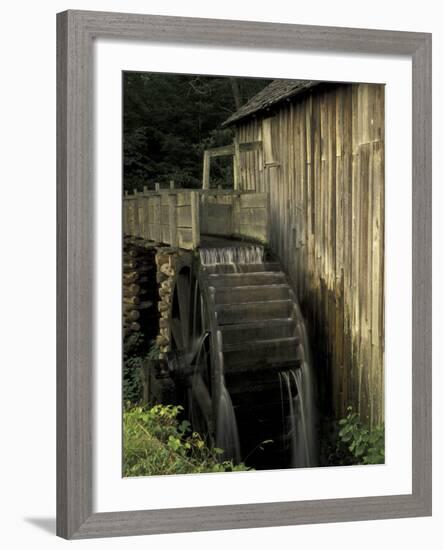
[202,150,210,189]
[191,192,200,249]
[206,144,235,158]
[233,136,241,190]
[204,141,262,159]
[201,140,262,189]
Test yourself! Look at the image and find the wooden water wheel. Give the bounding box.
[154,247,311,468]
[166,255,214,442]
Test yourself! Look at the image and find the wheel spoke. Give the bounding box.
[192,281,200,343]
[168,265,215,444]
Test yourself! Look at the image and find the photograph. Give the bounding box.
[122,72,385,476]
[0,0,435,545]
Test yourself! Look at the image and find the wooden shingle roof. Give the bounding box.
[222,79,319,127]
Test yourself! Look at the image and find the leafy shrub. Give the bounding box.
[123,333,146,405]
[319,417,359,467]
[146,341,161,361]
[123,404,251,477]
[123,335,162,407]
[338,406,385,465]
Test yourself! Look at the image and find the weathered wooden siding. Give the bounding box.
[236,83,384,427]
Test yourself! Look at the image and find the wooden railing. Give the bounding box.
[124,190,200,249]
[123,189,269,249]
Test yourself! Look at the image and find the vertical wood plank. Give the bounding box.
[202,151,210,189]
[226,82,384,427]
[169,193,178,247]
[191,191,200,249]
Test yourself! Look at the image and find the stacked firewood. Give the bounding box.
[123,238,156,338]
[155,250,177,358]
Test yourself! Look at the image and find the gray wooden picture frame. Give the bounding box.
[57,10,432,539]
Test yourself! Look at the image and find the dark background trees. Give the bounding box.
[123,72,271,192]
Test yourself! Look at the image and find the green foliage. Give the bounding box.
[123,335,162,406]
[319,418,358,467]
[123,73,271,192]
[123,404,251,477]
[146,341,161,361]
[123,332,146,405]
[337,407,385,465]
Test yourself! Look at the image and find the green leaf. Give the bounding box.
[168,436,181,452]
[338,424,353,437]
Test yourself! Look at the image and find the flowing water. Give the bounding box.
[199,243,316,468]
[199,244,264,270]
[278,314,317,468]
[279,366,316,468]
[214,330,241,463]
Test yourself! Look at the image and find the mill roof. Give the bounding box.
[222,79,319,127]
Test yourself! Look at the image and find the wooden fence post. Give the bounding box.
[140,196,149,240]
[123,199,129,235]
[169,194,178,247]
[153,195,161,242]
[133,197,140,238]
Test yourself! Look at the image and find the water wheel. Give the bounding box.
[158,246,314,469]
[166,255,214,439]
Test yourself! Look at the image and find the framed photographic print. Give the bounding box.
[57,10,432,539]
